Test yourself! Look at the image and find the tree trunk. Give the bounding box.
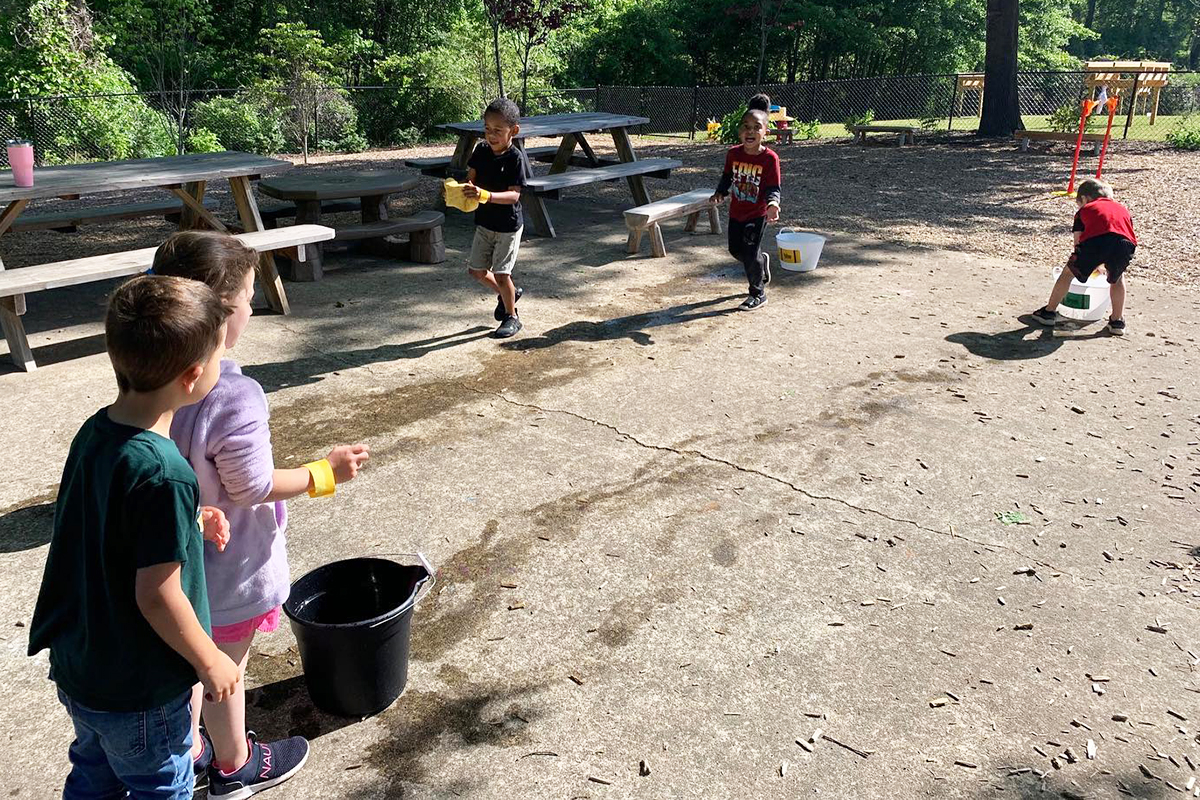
[1191,27,1200,69]
[491,22,506,98]
[979,0,1022,136]
[521,39,532,112]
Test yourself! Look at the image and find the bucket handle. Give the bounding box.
[777,227,798,236]
[364,552,436,628]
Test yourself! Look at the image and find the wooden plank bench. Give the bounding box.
[0,225,334,371]
[330,210,446,263]
[10,198,218,233]
[405,146,561,177]
[1014,130,1106,154]
[524,158,682,200]
[770,127,795,145]
[624,188,722,258]
[259,198,361,227]
[849,124,921,146]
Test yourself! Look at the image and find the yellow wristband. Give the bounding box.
[304,459,336,498]
[478,189,491,204]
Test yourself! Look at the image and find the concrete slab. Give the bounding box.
[1,197,1198,799]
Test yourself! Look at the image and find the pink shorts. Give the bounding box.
[210,607,281,644]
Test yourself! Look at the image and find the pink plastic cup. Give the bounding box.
[6,140,34,188]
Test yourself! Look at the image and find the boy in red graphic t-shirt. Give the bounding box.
[1033,178,1136,335]
[710,93,782,311]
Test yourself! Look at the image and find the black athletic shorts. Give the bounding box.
[1067,233,1136,284]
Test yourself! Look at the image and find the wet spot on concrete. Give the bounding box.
[712,539,738,567]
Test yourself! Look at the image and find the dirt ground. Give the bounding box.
[0,137,1198,799]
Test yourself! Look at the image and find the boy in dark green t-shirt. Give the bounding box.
[29,275,241,798]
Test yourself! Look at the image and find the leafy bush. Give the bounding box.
[523,93,587,116]
[843,109,874,135]
[1048,100,1099,133]
[313,89,367,153]
[712,105,747,144]
[190,94,286,154]
[353,86,474,148]
[795,119,821,140]
[1166,116,1200,151]
[185,127,222,153]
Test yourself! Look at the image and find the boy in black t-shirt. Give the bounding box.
[29,276,241,797]
[463,97,529,339]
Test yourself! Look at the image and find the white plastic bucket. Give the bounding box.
[1053,266,1111,322]
[776,229,826,272]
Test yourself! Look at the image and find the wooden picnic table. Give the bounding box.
[439,112,654,238]
[258,169,430,281]
[0,151,294,368]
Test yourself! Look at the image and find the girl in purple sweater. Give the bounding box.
[154,232,369,798]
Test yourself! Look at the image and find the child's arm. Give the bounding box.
[464,185,522,205]
[264,443,370,502]
[710,168,733,204]
[136,562,240,702]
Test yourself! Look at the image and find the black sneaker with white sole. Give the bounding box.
[194,728,214,787]
[494,315,523,338]
[739,295,768,311]
[208,732,309,799]
[494,287,523,321]
[1107,318,1126,336]
[760,252,771,285]
[1031,307,1059,326]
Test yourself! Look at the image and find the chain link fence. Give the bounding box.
[3,72,1197,167]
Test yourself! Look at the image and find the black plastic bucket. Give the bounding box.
[283,555,433,717]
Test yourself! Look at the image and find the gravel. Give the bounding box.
[2,134,1195,289]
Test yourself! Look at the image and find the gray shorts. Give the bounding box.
[469,226,522,275]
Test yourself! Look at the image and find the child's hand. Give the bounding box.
[328,444,370,484]
[199,650,241,703]
[462,182,480,199]
[766,205,780,223]
[709,193,725,205]
[200,506,230,552]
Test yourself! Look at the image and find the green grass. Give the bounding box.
[651,114,1191,143]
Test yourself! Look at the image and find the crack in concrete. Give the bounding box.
[471,386,1072,575]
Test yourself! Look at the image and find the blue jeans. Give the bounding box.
[57,688,193,799]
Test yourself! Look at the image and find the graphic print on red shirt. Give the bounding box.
[723,146,781,222]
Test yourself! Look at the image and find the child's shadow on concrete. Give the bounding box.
[501,295,742,351]
[945,315,1108,361]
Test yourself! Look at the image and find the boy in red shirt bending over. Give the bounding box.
[1033,178,1136,335]
[710,93,782,311]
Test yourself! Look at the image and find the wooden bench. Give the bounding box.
[849,125,920,146]
[771,127,795,145]
[1014,130,1106,154]
[10,198,218,233]
[259,198,361,227]
[330,210,446,263]
[525,158,682,200]
[624,189,722,258]
[405,146,561,177]
[0,225,334,371]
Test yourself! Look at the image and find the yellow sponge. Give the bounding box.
[444,179,490,212]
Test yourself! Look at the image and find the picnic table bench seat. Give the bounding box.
[259,198,361,226]
[525,158,682,200]
[0,224,334,371]
[624,188,721,258]
[10,198,218,233]
[331,210,445,263]
[849,124,921,146]
[405,146,560,177]
[0,225,334,299]
[1014,130,1106,153]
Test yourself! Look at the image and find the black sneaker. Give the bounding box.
[194,728,213,787]
[208,732,309,799]
[760,252,771,285]
[494,315,523,338]
[739,295,768,311]
[494,287,524,322]
[1031,307,1059,326]
[1107,318,1126,336]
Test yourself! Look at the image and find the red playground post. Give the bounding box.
[1096,95,1120,179]
[1066,98,1099,196]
